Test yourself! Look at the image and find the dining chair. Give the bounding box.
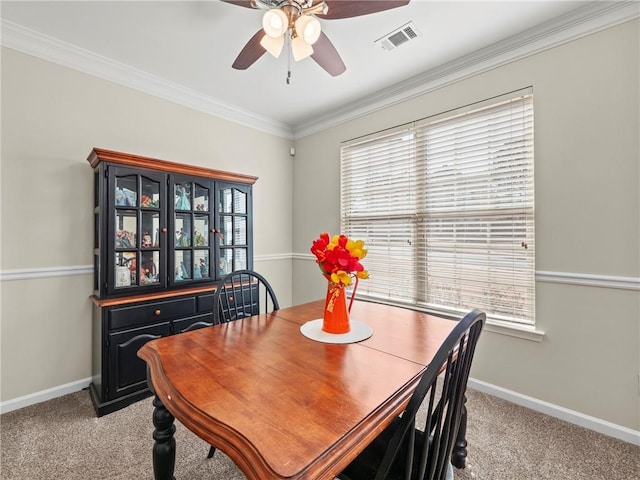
[337,308,485,480]
[206,269,280,459]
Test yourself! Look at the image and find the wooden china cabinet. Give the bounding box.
[88,148,257,416]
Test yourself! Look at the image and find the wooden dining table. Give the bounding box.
[138,299,466,480]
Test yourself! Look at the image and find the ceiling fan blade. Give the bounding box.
[220,0,257,9]
[232,30,267,70]
[318,0,410,19]
[311,32,346,77]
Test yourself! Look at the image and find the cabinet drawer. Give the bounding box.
[174,313,214,334]
[197,293,215,313]
[109,297,196,330]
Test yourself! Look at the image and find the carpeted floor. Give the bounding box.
[1,387,638,479]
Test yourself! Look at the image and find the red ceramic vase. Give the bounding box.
[322,280,351,334]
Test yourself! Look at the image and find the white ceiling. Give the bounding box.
[1,1,637,138]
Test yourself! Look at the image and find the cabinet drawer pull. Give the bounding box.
[154,309,161,316]
[161,227,167,233]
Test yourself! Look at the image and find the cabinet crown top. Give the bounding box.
[87,148,258,185]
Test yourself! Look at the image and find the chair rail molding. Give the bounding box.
[536,270,640,291]
[254,253,291,262]
[0,254,291,281]
[0,265,93,281]
[3,258,639,291]
[295,253,640,291]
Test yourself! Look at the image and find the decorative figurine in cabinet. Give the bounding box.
[87,148,256,415]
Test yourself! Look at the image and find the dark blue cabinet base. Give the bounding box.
[90,290,215,417]
[89,382,154,417]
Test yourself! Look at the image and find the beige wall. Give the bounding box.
[0,48,294,401]
[292,20,640,430]
[1,19,638,434]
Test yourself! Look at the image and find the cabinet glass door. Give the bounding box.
[218,184,251,276]
[111,168,165,293]
[171,179,214,285]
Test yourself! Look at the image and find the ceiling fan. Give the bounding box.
[222,0,410,77]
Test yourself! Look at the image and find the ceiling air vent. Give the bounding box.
[375,21,421,51]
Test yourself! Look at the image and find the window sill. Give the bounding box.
[484,319,545,342]
[354,296,545,342]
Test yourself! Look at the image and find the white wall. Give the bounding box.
[0,48,294,402]
[291,20,640,431]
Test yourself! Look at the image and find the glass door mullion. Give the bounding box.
[175,210,193,282]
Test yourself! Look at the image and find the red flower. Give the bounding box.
[310,233,369,287]
[310,233,330,262]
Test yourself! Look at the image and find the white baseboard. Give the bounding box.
[0,377,92,415]
[468,378,640,446]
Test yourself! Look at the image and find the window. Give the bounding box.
[341,91,535,326]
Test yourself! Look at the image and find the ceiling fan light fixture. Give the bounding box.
[262,8,288,38]
[291,35,314,61]
[295,14,321,45]
[225,0,411,77]
[260,34,285,58]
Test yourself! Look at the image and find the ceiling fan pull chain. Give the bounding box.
[286,31,292,85]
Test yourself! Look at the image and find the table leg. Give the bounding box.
[152,395,176,480]
[451,394,468,469]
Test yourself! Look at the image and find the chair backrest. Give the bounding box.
[212,269,280,324]
[375,309,485,480]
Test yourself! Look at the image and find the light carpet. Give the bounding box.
[1,388,638,479]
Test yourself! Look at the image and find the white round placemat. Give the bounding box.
[300,319,373,344]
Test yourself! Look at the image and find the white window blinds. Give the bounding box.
[341,92,535,326]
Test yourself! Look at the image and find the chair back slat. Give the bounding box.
[213,269,280,324]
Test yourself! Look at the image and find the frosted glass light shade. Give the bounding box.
[262,9,288,38]
[291,35,314,61]
[295,15,321,45]
[260,34,285,58]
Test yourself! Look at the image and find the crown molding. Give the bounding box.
[0,19,295,140]
[293,0,640,138]
[1,2,638,141]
